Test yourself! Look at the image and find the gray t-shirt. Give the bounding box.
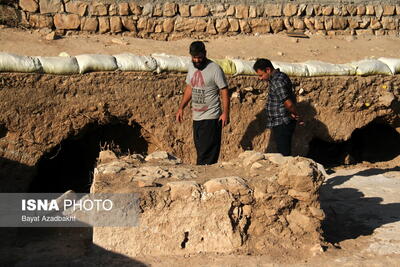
[186,60,228,121]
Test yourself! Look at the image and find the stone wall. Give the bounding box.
[13,0,400,39]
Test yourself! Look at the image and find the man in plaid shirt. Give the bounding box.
[253,58,303,156]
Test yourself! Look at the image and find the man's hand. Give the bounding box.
[176,85,192,123]
[176,108,184,123]
[219,112,229,127]
[219,88,230,127]
[291,113,305,126]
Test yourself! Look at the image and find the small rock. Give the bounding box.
[238,150,258,160]
[243,87,254,92]
[298,88,305,95]
[379,91,395,107]
[309,207,325,220]
[243,152,264,167]
[251,162,263,170]
[45,32,57,41]
[111,38,129,45]
[310,243,324,256]
[277,51,285,56]
[250,162,263,176]
[221,161,235,167]
[170,168,197,179]
[166,181,201,201]
[138,166,171,179]
[343,154,355,165]
[145,151,169,161]
[231,92,240,98]
[134,177,157,188]
[203,176,251,195]
[65,31,75,37]
[288,189,312,201]
[102,165,123,174]
[127,154,145,162]
[265,153,290,165]
[98,150,117,163]
[291,38,299,43]
[39,27,53,35]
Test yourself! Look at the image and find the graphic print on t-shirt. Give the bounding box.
[191,70,205,87]
[191,70,208,111]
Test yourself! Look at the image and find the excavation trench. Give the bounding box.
[307,121,400,167]
[28,121,400,192]
[0,72,398,192]
[29,121,149,193]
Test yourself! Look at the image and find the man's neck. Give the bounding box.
[194,58,210,70]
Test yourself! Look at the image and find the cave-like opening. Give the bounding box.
[29,121,149,193]
[308,122,400,167]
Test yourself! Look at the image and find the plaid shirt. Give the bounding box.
[265,69,296,128]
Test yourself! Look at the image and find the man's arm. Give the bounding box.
[176,84,192,123]
[219,88,230,127]
[283,99,304,125]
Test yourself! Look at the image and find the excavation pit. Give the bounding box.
[29,121,150,193]
[0,72,398,193]
[307,122,400,167]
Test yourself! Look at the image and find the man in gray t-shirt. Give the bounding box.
[176,41,230,165]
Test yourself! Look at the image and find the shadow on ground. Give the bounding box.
[0,227,148,267]
[320,167,400,245]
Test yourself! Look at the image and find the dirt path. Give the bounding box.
[1,27,400,63]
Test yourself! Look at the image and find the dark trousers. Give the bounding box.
[193,119,222,165]
[271,120,296,156]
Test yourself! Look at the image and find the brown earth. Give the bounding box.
[0,72,398,193]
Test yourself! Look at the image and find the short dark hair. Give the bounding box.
[253,58,274,71]
[189,41,206,56]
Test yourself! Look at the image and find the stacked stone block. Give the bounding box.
[15,0,400,39]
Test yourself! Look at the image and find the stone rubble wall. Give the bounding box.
[12,0,400,39]
[92,150,326,256]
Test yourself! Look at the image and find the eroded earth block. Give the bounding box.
[92,150,325,257]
